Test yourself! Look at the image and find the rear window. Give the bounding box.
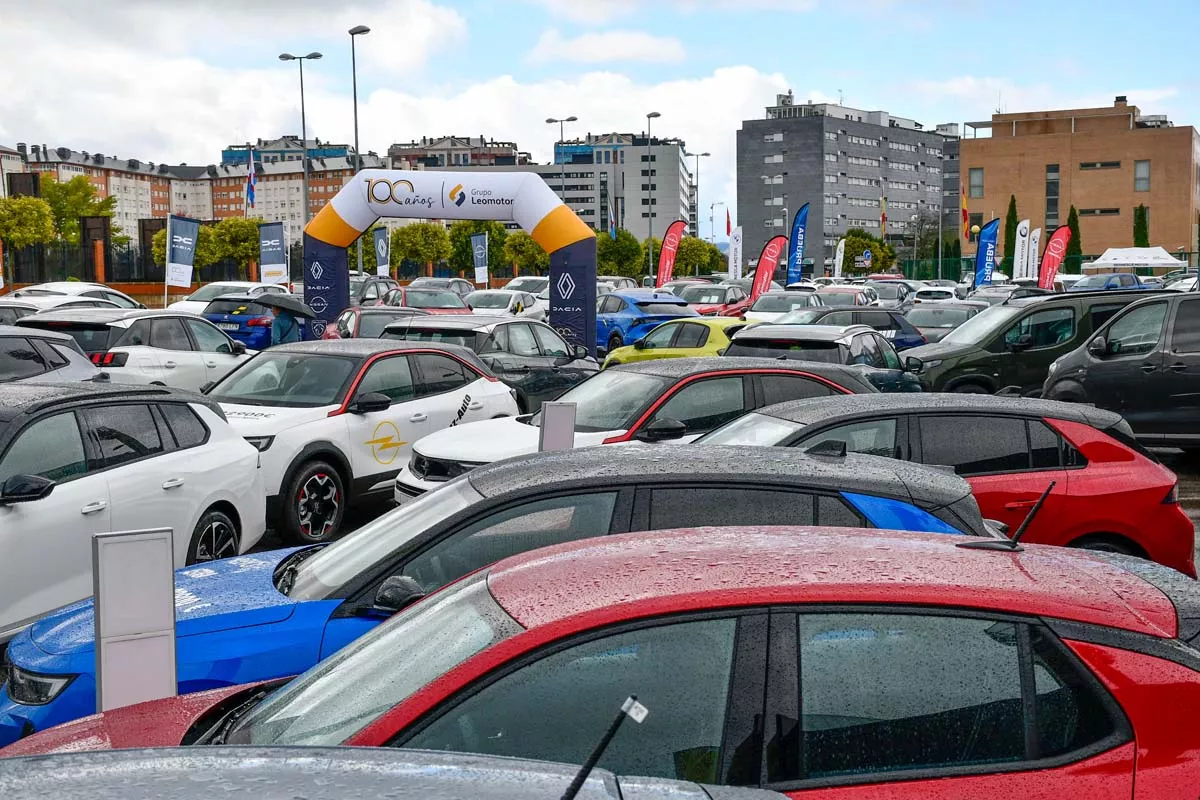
[17,321,116,354]
[635,302,693,315]
[204,300,269,316]
[725,339,844,363]
[407,291,466,309]
[818,292,860,306]
[381,328,477,348]
[358,312,421,339]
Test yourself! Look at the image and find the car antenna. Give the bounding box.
[560,696,648,800]
[957,480,1055,553]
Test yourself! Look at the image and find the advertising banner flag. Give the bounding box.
[880,196,888,238]
[833,238,846,279]
[961,186,969,238]
[470,232,489,284]
[303,233,350,340]
[728,226,744,280]
[726,208,732,237]
[1027,227,1042,281]
[549,239,598,355]
[1038,226,1072,290]
[786,203,810,285]
[608,198,617,240]
[258,222,287,284]
[373,228,390,277]
[1013,219,1031,281]
[656,219,687,287]
[751,235,787,299]
[974,218,1001,287]
[165,215,200,289]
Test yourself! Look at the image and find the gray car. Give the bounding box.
[0,325,101,383]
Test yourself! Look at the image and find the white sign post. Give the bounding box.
[538,402,577,452]
[93,528,177,712]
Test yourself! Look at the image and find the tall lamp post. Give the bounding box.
[709,201,725,243]
[545,116,578,196]
[349,25,370,275]
[684,151,709,237]
[936,153,945,280]
[278,51,322,242]
[645,111,661,280]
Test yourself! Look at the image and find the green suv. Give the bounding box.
[904,289,1162,394]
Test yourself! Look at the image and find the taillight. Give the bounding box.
[247,316,274,327]
[90,353,103,365]
[1163,482,1179,505]
[100,352,128,367]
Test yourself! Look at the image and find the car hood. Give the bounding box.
[916,327,952,343]
[744,311,784,323]
[903,339,972,362]
[166,300,209,314]
[28,550,302,657]
[219,403,341,435]
[413,416,621,462]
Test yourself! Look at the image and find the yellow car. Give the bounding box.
[602,316,759,368]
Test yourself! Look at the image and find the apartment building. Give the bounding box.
[0,145,27,198]
[389,135,531,169]
[222,136,354,166]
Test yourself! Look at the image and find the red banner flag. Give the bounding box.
[751,235,787,299]
[656,220,688,288]
[726,208,732,237]
[1037,226,1072,290]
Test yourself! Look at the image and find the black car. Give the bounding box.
[409,276,476,299]
[775,306,926,350]
[1043,291,1200,451]
[350,275,399,307]
[903,302,988,343]
[381,315,599,411]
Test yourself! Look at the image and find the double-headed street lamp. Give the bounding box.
[349,25,371,274]
[645,111,661,278]
[545,116,578,194]
[278,51,322,239]
[684,151,709,237]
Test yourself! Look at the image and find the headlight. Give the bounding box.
[1047,360,1059,374]
[244,435,275,452]
[5,661,76,706]
[921,359,943,371]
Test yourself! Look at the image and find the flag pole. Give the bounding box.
[163,215,171,309]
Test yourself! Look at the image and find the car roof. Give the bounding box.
[0,324,75,342]
[203,294,263,303]
[1003,288,1172,307]
[17,308,179,326]
[612,355,850,379]
[487,527,1177,637]
[0,299,37,308]
[610,289,686,302]
[15,281,108,293]
[0,382,205,424]
[383,315,512,331]
[732,324,867,342]
[755,393,1127,430]
[270,339,474,358]
[467,288,522,295]
[818,286,865,293]
[650,316,752,330]
[908,301,986,310]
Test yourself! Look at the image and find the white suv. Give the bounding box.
[0,383,265,643]
[205,339,519,543]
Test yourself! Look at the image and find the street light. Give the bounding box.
[278,51,322,252]
[685,151,709,237]
[709,201,726,243]
[645,111,661,279]
[349,26,370,274]
[545,116,578,196]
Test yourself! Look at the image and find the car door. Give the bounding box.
[149,316,209,388]
[412,352,490,429]
[792,416,903,459]
[486,322,556,408]
[0,411,109,634]
[345,355,426,493]
[1159,297,1200,441]
[596,295,621,344]
[995,306,1077,392]
[639,375,751,441]
[530,323,592,401]
[1080,300,1169,430]
[625,320,680,361]
[183,317,247,387]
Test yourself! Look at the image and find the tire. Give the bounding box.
[951,383,989,394]
[186,508,240,564]
[1068,535,1143,558]
[282,460,346,545]
[607,333,623,354]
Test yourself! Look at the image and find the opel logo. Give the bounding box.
[557,272,576,299]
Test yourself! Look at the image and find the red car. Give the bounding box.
[321,306,431,339]
[6,527,1199,798]
[378,287,471,314]
[816,286,876,307]
[675,283,753,317]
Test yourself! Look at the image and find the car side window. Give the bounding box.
[101,291,138,308]
[80,404,164,470]
[31,339,70,369]
[403,615,739,785]
[158,403,209,449]
[1089,303,1126,330]
[1103,302,1167,356]
[1170,298,1200,353]
[356,355,416,402]
[673,323,710,349]
[759,374,835,406]
[918,416,1030,475]
[857,335,886,368]
[402,492,619,592]
[1003,308,1075,350]
[361,284,380,303]
[642,324,678,349]
[505,324,541,357]
[0,412,88,484]
[335,311,355,338]
[609,297,628,313]
[801,418,897,458]
[531,324,570,358]
[876,336,902,370]
[414,353,474,397]
[114,319,152,348]
[650,376,747,435]
[650,486,816,528]
[822,311,855,326]
[0,337,46,380]
[150,317,193,351]
[479,325,509,354]
[185,319,234,354]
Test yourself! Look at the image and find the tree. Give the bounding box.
[671,236,712,277]
[1065,205,1083,273]
[448,220,508,276]
[839,228,895,274]
[211,217,261,271]
[597,228,643,278]
[1002,195,1019,272]
[1133,204,1150,247]
[39,174,118,244]
[502,230,549,274]
[641,237,662,279]
[0,196,56,251]
[392,222,451,275]
[151,224,220,274]
[704,240,726,274]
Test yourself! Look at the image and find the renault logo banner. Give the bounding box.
[303,234,349,340]
[373,228,390,277]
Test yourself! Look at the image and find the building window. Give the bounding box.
[1134,160,1150,192]
[824,194,839,205]
[1079,208,1121,216]
[1045,164,1060,228]
[891,161,917,172]
[1080,161,1121,170]
[825,217,840,227]
[640,155,657,162]
[764,154,784,164]
[824,174,838,183]
[847,176,880,187]
[848,156,880,167]
[640,169,657,176]
[763,132,784,143]
[888,181,919,191]
[824,153,838,163]
[847,135,879,147]
[847,218,880,229]
[968,167,984,198]
[889,141,917,153]
[848,197,879,208]
[824,131,838,142]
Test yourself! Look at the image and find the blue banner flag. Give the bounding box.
[549,239,598,356]
[786,203,810,285]
[974,218,1001,288]
[165,215,201,288]
[470,232,489,284]
[302,233,350,341]
[373,228,390,277]
[258,222,286,284]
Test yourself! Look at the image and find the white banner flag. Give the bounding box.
[1027,227,1042,280]
[833,238,846,279]
[728,227,743,281]
[1013,219,1030,281]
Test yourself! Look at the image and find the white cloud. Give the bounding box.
[527,29,687,64]
[527,0,817,23]
[911,76,1180,123]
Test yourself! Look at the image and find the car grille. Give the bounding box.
[395,482,426,498]
[408,452,484,482]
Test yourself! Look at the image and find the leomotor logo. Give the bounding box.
[449,183,466,207]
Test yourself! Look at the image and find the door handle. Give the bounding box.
[162,478,185,490]
[1169,363,1188,373]
[468,401,483,411]
[205,361,217,368]
[80,500,107,515]
[513,365,530,372]
[410,413,428,423]
[163,361,176,369]
[1004,500,1038,511]
[1141,363,1158,373]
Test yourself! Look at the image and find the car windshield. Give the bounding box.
[226,573,520,747]
[1072,275,1110,289]
[381,327,476,348]
[725,339,843,362]
[678,286,728,303]
[938,305,1023,346]
[635,301,694,315]
[187,284,247,302]
[358,312,422,339]
[204,300,268,316]
[289,478,484,600]
[818,291,859,306]
[16,321,116,354]
[210,353,359,407]
[752,294,813,313]
[529,370,670,432]
[407,290,466,309]
[917,290,954,300]
[906,307,971,328]
[775,308,827,325]
[465,292,512,309]
[870,284,901,299]
[507,277,549,293]
[698,412,805,446]
[410,278,448,288]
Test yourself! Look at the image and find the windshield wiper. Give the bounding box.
[203,685,277,745]
[274,545,327,596]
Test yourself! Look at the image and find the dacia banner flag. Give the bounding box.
[786,203,810,285]
[258,222,287,284]
[549,239,598,356]
[373,228,390,277]
[656,219,688,287]
[974,218,1001,288]
[165,215,201,288]
[303,233,350,340]
[470,232,489,284]
[1038,226,1072,290]
[751,235,787,299]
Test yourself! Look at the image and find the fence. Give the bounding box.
[3,242,250,285]
[896,253,1200,282]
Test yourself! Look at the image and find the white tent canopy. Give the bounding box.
[1083,246,1187,271]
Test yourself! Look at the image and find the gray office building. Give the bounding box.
[736,92,951,274]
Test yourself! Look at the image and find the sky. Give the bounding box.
[2,0,1196,241]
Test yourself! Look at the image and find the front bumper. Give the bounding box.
[0,663,93,748]
[393,467,441,504]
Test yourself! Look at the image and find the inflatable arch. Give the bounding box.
[301,169,598,353]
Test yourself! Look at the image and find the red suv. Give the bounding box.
[699,393,1196,576]
[675,283,753,317]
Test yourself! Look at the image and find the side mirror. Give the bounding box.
[633,338,646,350]
[572,344,589,360]
[1088,336,1107,357]
[0,474,55,505]
[904,356,923,373]
[635,417,688,442]
[351,391,392,414]
[1009,333,1035,352]
[373,575,426,615]
[230,340,247,355]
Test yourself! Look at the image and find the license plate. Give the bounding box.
[218,323,240,331]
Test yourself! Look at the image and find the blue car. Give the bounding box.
[0,444,995,745]
[1066,273,1147,292]
[775,307,926,351]
[596,289,697,355]
[201,294,277,350]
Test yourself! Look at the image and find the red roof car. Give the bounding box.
[378,287,471,314]
[675,283,753,317]
[7,528,1199,798]
[321,306,431,339]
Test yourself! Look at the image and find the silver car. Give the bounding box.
[0,325,101,383]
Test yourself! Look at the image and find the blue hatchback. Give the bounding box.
[201,294,276,350]
[597,289,697,355]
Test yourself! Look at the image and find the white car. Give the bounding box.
[744,291,824,323]
[1166,276,1198,292]
[0,326,101,383]
[464,289,546,321]
[504,276,550,294]
[167,281,289,315]
[206,338,519,543]
[10,281,142,309]
[16,308,253,391]
[0,383,265,643]
[912,287,958,304]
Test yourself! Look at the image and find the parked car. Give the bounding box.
[394,358,879,499]
[167,281,288,315]
[1067,273,1147,292]
[912,286,958,304]
[923,278,959,289]
[659,277,712,295]
[967,284,1022,305]
[0,326,100,383]
[464,289,545,321]
[323,306,430,340]
[597,275,639,291]
[378,287,472,314]
[603,317,757,367]
[866,280,915,312]
[904,302,987,343]
[0,382,265,645]
[408,276,475,299]
[0,444,992,745]
[906,290,1163,394]
[205,339,518,543]
[816,285,877,307]
[503,276,549,294]
[742,291,823,323]
[1165,276,1198,292]
[0,296,122,315]
[773,307,926,351]
[18,308,250,391]
[12,526,1200,798]
[198,295,281,351]
[596,290,697,355]
[380,315,598,412]
[724,324,923,392]
[675,283,753,317]
[722,276,784,293]
[1057,274,1085,291]
[10,282,142,309]
[702,393,1194,574]
[349,275,399,306]
[1044,292,1200,452]
[0,301,36,327]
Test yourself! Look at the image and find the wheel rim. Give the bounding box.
[194,518,238,562]
[297,473,340,539]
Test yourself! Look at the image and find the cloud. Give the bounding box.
[526,0,817,23]
[527,29,687,64]
[910,76,1180,122]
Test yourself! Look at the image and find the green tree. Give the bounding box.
[704,240,726,274]
[448,220,508,276]
[671,236,711,277]
[151,225,220,274]
[0,196,56,251]
[840,228,895,274]
[597,228,643,278]
[502,229,549,274]
[1002,195,1019,272]
[1133,204,1149,247]
[1065,205,1083,273]
[39,174,118,244]
[211,217,261,271]
[392,222,452,275]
